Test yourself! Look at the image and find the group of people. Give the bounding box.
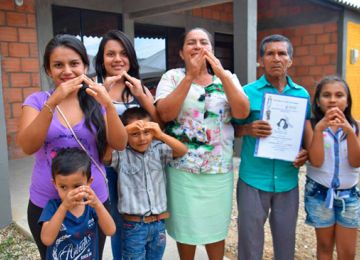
[16,26,360,260]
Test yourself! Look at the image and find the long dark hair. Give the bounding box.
[95,30,145,102]
[44,34,107,160]
[312,75,358,137]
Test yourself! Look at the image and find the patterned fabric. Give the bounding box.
[39,199,99,260]
[155,68,245,174]
[111,141,173,215]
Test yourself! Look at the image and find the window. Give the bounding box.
[52,5,122,73]
[214,33,234,72]
[135,23,184,90]
[135,37,166,87]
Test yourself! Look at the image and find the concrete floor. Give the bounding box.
[8,156,225,260]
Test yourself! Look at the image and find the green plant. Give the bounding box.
[0,236,21,260]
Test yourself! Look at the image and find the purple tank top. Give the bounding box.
[23,91,108,208]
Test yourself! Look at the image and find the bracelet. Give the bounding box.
[43,102,54,116]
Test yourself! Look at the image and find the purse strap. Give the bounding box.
[45,92,108,185]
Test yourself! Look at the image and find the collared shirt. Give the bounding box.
[233,75,311,192]
[111,141,173,215]
[307,127,359,189]
[155,68,246,174]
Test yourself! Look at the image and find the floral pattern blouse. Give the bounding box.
[155,68,246,174]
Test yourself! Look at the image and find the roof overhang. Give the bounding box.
[328,0,360,11]
[122,0,231,19]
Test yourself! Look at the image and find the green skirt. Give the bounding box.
[166,167,233,245]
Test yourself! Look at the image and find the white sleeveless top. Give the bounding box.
[95,76,140,116]
[113,98,139,116]
[306,127,359,189]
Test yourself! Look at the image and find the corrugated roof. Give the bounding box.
[329,0,360,10]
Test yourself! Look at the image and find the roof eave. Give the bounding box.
[328,0,360,12]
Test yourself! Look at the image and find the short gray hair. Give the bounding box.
[259,34,293,59]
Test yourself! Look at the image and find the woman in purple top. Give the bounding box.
[17,34,127,260]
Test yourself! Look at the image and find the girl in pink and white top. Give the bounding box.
[307,76,360,260]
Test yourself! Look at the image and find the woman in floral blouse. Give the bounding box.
[155,27,249,259]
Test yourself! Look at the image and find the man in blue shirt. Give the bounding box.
[234,34,312,260]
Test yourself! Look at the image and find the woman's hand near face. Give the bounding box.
[103,71,162,130]
[122,71,163,126]
[103,71,146,98]
[82,75,113,109]
[103,72,145,99]
[103,74,123,91]
[47,75,85,107]
[156,49,209,123]
[82,75,128,150]
[204,50,226,78]
[17,74,86,155]
[202,49,249,119]
[185,48,206,79]
[122,71,145,98]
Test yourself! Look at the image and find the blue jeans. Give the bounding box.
[106,166,123,260]
[304,177,360,228]
[122,220,166,260]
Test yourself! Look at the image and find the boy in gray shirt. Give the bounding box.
[111,107,187,259]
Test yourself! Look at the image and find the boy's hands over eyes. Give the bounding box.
[61,185,101,211]
[144,122,163,139]
[61,186,88,210]
[125,120,146,134]
[81,186,102,209]
[125,120,163,139]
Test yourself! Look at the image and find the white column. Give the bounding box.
[0,54,12,228]
[233,0,257,85]
[123,13,135,44]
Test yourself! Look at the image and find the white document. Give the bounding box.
[254,93,308,161]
